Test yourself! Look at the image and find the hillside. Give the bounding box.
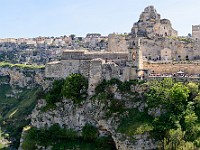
[19,74,200,150]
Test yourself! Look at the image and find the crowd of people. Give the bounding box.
[149,72,200,78]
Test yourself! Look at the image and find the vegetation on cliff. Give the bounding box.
[22,124,116,150]
[0,75,42,149]
[146,79,200,149]
[0,61,45,69]
[43,73,88,111]
[21,75,200,150]
[117,78,200,149]
[62,73,88,103]
[94,77,200,149]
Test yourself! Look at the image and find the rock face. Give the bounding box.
[0,66,47,88]
[29,82,156,150]
[131,6,177,38]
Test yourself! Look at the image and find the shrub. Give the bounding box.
[49,124,78,140]
[108,99,125,114]
[82,123,99,141]
[117,109,153,136]
[95,79,107,94]
[22,125,78,149]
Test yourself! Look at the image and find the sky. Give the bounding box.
[0,0,200,38]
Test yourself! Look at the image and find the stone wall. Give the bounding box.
[160,48,172,61]
[144,61,200,74]
[61,50,128,61]
[45,61,62,78]
[45,49,129,80]
[108,33,128,52]
[140,37,195,61]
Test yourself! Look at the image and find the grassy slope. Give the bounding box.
[0,61,45,69]
[0,77,40,149]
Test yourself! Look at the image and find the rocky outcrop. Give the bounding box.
[0,66,47,89]
[29,92,156,150]
[131,6,177,38]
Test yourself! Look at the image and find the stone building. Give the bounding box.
[45,37,145,95]
[83,33,108,50]
[160,48,172,61]
[128,6,200,62]
[192,25,200,39]
[46,5,200,94]
[108,33,128,52]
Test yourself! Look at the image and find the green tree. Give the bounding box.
[145,78,190,149]
[187,82,199,100]
[45,79,64,105]
[69,34,76,40]
[62,74,88,103]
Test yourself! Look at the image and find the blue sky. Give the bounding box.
[0,0,199,38]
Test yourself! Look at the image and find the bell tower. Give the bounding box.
[126,37,144,80]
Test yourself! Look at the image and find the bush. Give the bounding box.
[95,78,143,94]
[22,125,78,149]
[95,79,107,94]
[108,99,125,114]
[49,124,78,140]
[117,109,153,136]
[82,123,99,141]
[22,125,116,150]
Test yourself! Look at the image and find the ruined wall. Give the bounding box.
[46,49,128,79]
[79,60,91,78]
[102,62,122,81]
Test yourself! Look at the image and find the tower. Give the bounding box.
[126,37,144,80]
[192,25,200,39]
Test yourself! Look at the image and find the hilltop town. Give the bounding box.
[44,5,200,95]
[1,5,200,95]
[1,5,200,150]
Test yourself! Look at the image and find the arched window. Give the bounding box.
[132,53,136,61]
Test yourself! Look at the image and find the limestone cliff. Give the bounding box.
[0,66,48,149]
[20,81,156,150]
[0,66,47,89]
